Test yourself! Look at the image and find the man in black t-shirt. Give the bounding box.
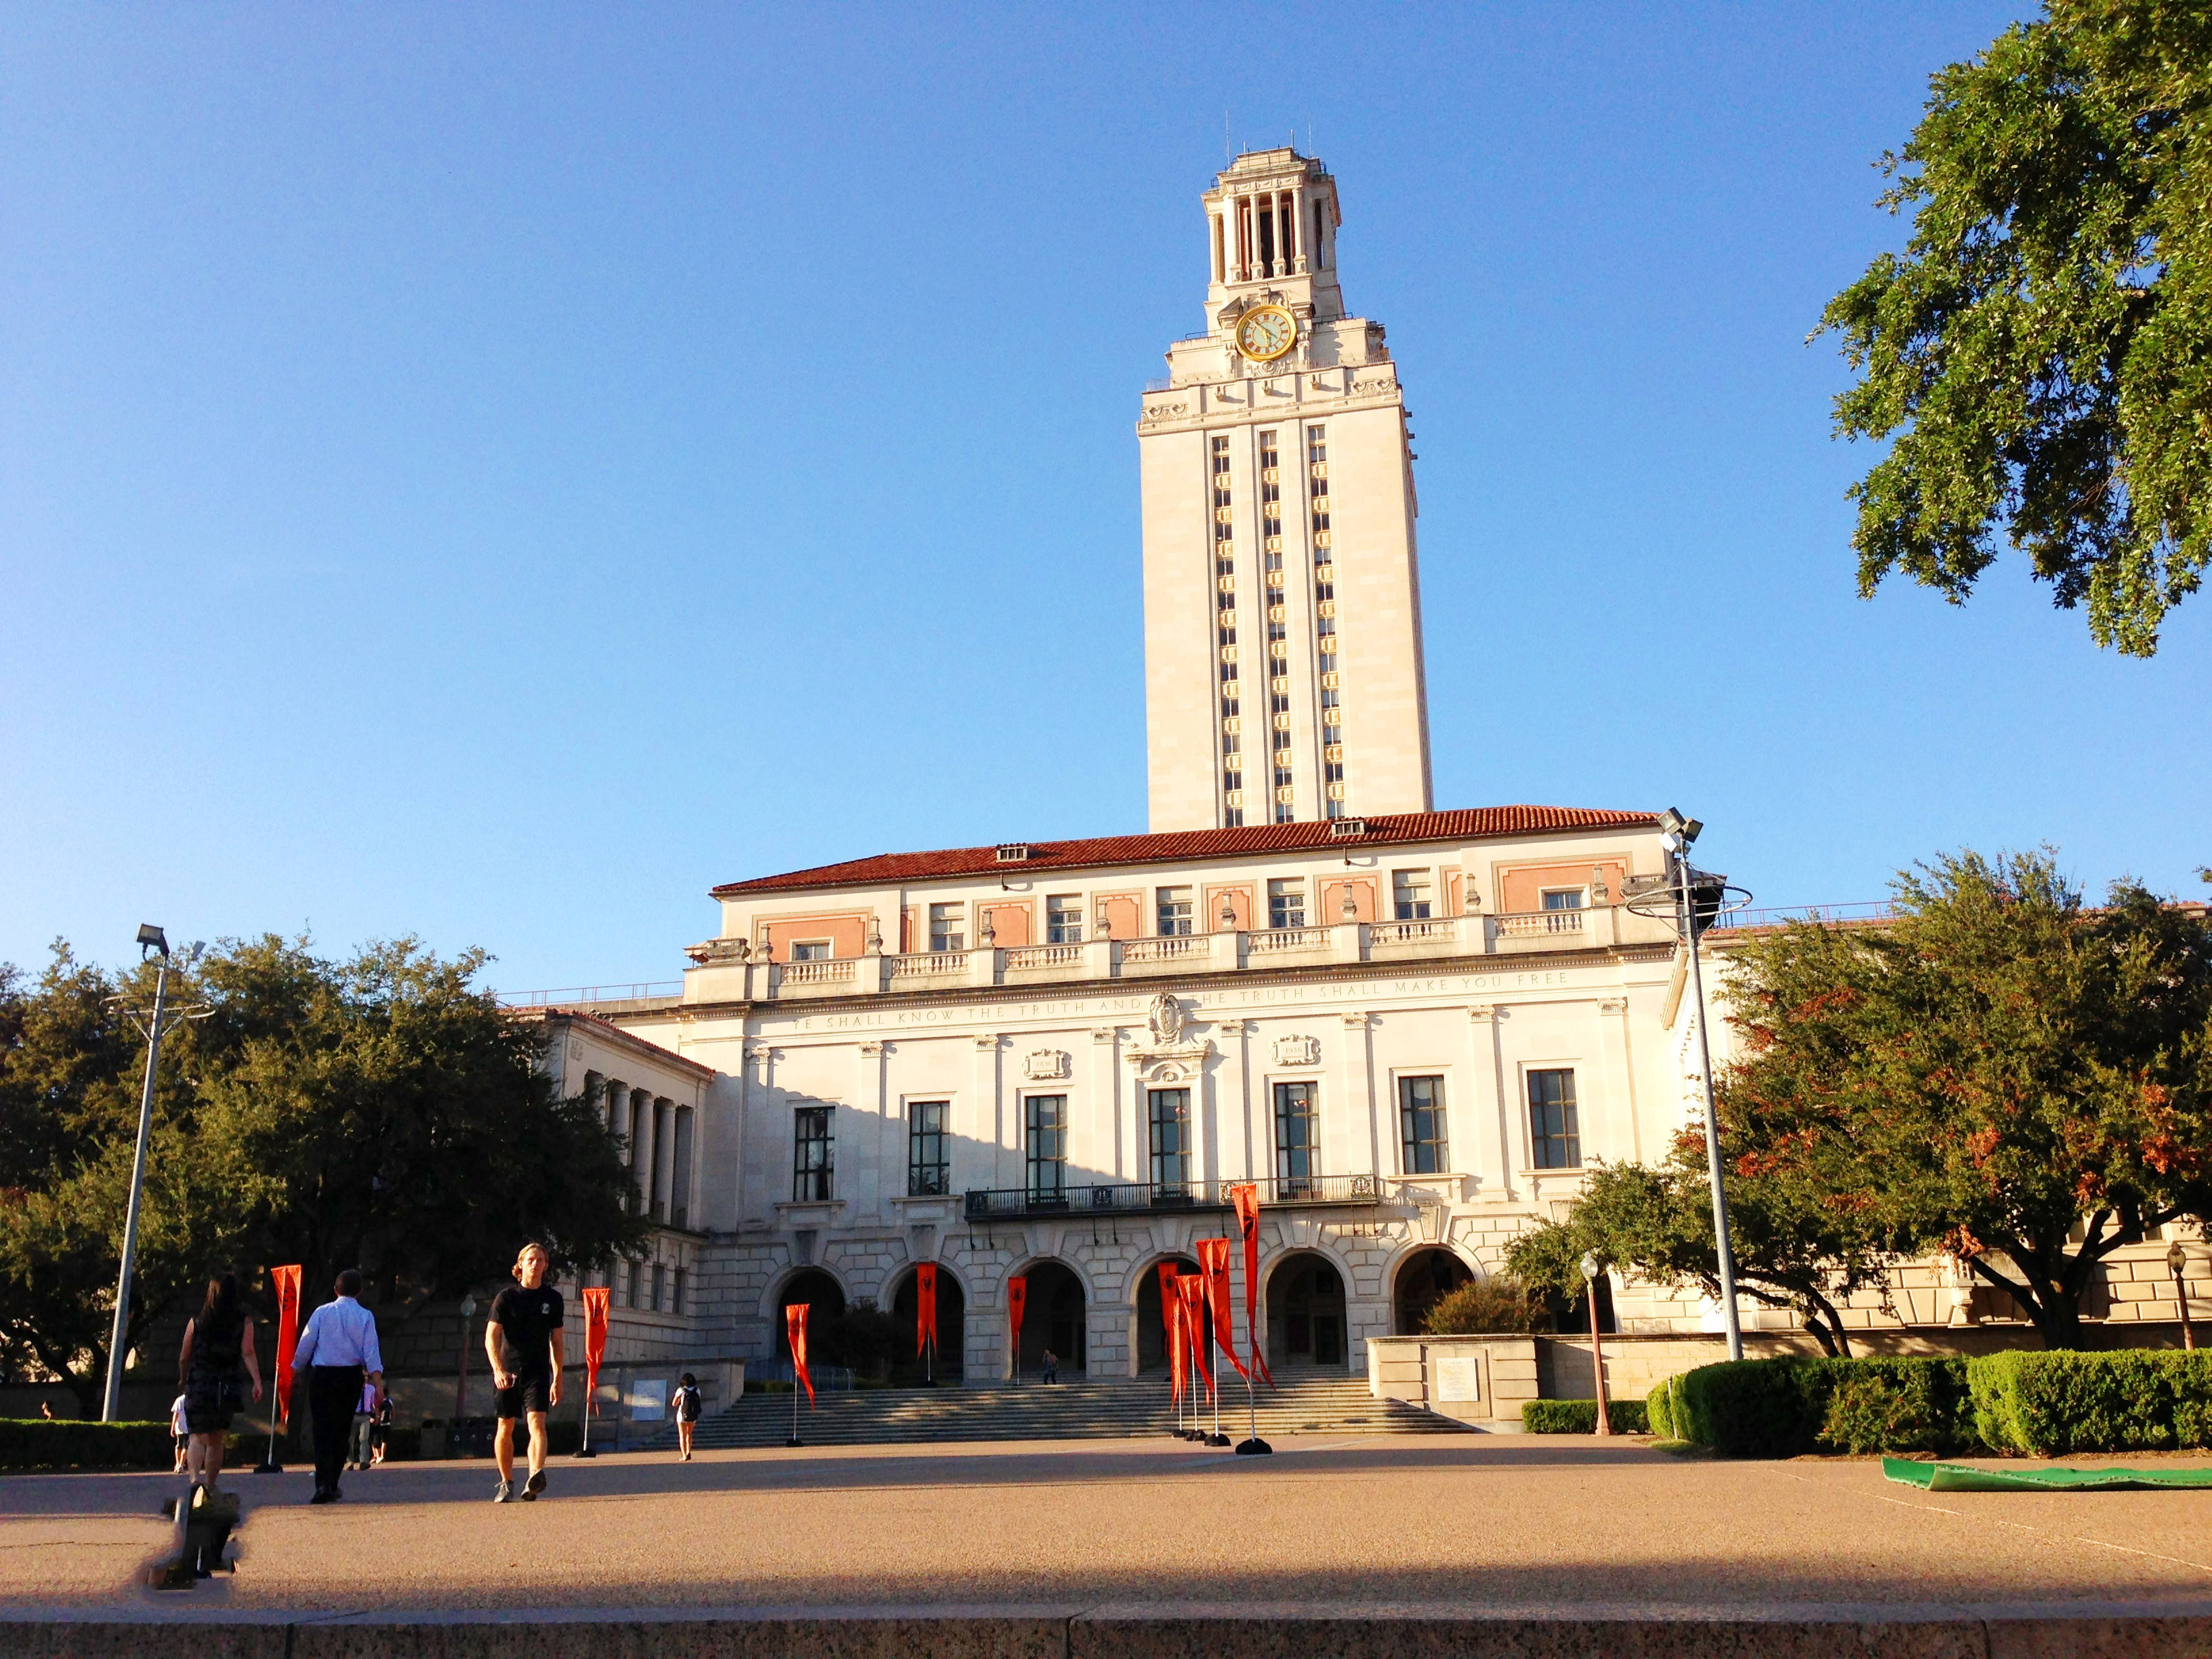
[485,1242,565,1503]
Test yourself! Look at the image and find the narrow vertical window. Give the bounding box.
[792,1105,834,1201]
[1045,895,1084,945]
[1149,1088,1191,1192]
[907,1101,949,1196]
[1527,1070,1580,1169]
[928,903,964,952]
[1399,1076,1448,1174]
[1267,878,1305,930]
[1213,432,1242,825]
[1273,1081,1320,1196]
[1026,1095,1068,1202]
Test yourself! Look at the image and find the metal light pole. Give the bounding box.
[455,1295,478,1424]
[1625,812,1746,1364]
[2169,1244,2196,1352]
[1581,1251,1613,1436]
[103,925,198,1422]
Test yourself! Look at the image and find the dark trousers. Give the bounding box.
[307,1364,363,1492]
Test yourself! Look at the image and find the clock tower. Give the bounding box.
[1138,148,1433,833]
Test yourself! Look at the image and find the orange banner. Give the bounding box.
[1156,1263,1183,1405]
[270,1265,302,1422]
[1195,1237,1246,1380]
[1229,1183,1274,1387]
[787,1303,815,1406]
[1006,1275,1027,1370]
[1179,1275,1213,1393]
[916,1263,937,1359]
[581,1286,611,1415]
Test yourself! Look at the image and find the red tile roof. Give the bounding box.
[712,806,1659,897]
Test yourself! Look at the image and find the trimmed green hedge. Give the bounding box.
[1973,1351,2212,1455]
[1673,1357,1971,1458]
[1522,1397,1648,1434]
[1647,1376,1680,1439]
[0,1420,173,1470]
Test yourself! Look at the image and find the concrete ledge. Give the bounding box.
[7,1607,2212,1659]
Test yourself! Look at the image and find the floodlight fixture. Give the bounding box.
[136,924,168,958]
[1656,808,1702,846]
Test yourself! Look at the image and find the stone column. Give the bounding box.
[1596,999,1640,1164]
[1290,184,1307,274]
[632,1088,657,1217]
[1091,1027,1122,1181]
[653,1098,676,1221]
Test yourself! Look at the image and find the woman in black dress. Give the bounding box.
[176,1273,263,1488]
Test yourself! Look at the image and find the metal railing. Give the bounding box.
[777,959,853,985]
[499,981,683,1008]
[962,1173,1383,1221]
[1494,909,1586,938]
[1706,901,1895,932]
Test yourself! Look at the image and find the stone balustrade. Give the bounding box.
[678,905,1652,1006]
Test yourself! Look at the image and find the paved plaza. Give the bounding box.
[6,1435,2212,1620]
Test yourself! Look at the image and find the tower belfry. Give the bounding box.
[1138,148,1433,833]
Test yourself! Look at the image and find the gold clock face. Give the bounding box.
[1234,305,1297,363]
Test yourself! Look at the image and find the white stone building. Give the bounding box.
[529,148,2205,1387]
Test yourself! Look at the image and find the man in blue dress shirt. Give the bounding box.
[289,1268,385,1504]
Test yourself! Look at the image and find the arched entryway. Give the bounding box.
[890,1266,967,1380]
[1135,1254,1202,1372]
[1265,1252,1347,1370]
[775,1268,845,1361]
[1393,1247,1473,1335]
[1015,1260,1086,1376]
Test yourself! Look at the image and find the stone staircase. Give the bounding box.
[672,1370,1468,1450]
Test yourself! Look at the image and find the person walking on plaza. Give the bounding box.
[369,1393,394,1467]
[176,1272,263,1490]
[1041,1349,1058,1385]
[289,1268,384,1504]
[487,1242,565,1504]
[673,1372,702,1462]
[169,1391,190,1473]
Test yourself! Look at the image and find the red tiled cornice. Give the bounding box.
[711,806,1659,898]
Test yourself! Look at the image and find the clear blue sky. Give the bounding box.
[5,3,2203,996]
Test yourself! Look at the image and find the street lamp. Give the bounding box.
[103,926,207,1421]
[1626,809,1748,1362]
[2169,1244,2196,1352]
[1580,1250,1612,1437]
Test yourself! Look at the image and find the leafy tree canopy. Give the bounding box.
[1819,0,2212,655]
[1503,1134,1891,1358]
[0,937,645,1412]
[1719,851,2212,1348]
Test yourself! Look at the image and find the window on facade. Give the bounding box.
[928,903,964,951]
[649,1262,666,1313]
[1045,896,1083,945]
[1528,1070,1580,1169]
[1267,878,1305,929]
[790,940,830,962]
[907,1101,949,1196]
[1399,1076,1448,1174]
[1540,888,1586,912]
[625,1259,641,1309]
[671,1267,687,1318]
[1393,869,1433,920]
[1149,1088,1191,1191]
[792,1105,834,1201]
[1273,1081,1320,1195]
[1026,1094,1067,1200]
[1156,886,1193,936]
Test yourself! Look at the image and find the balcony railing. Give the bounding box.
[674,903,1678,1004]
[962,1173,1385,1221]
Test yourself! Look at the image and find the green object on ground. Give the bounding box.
[1882,1456,2212,1492]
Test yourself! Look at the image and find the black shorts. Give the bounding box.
[495,1368,553,1419]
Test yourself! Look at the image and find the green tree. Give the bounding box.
[193,936,647,1307]
[0,936,645,1413]
[1503,1139,1890,1358]
[0,948,262,1414]
[1818,0,2212,655]
[1721,851,2212,1348]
